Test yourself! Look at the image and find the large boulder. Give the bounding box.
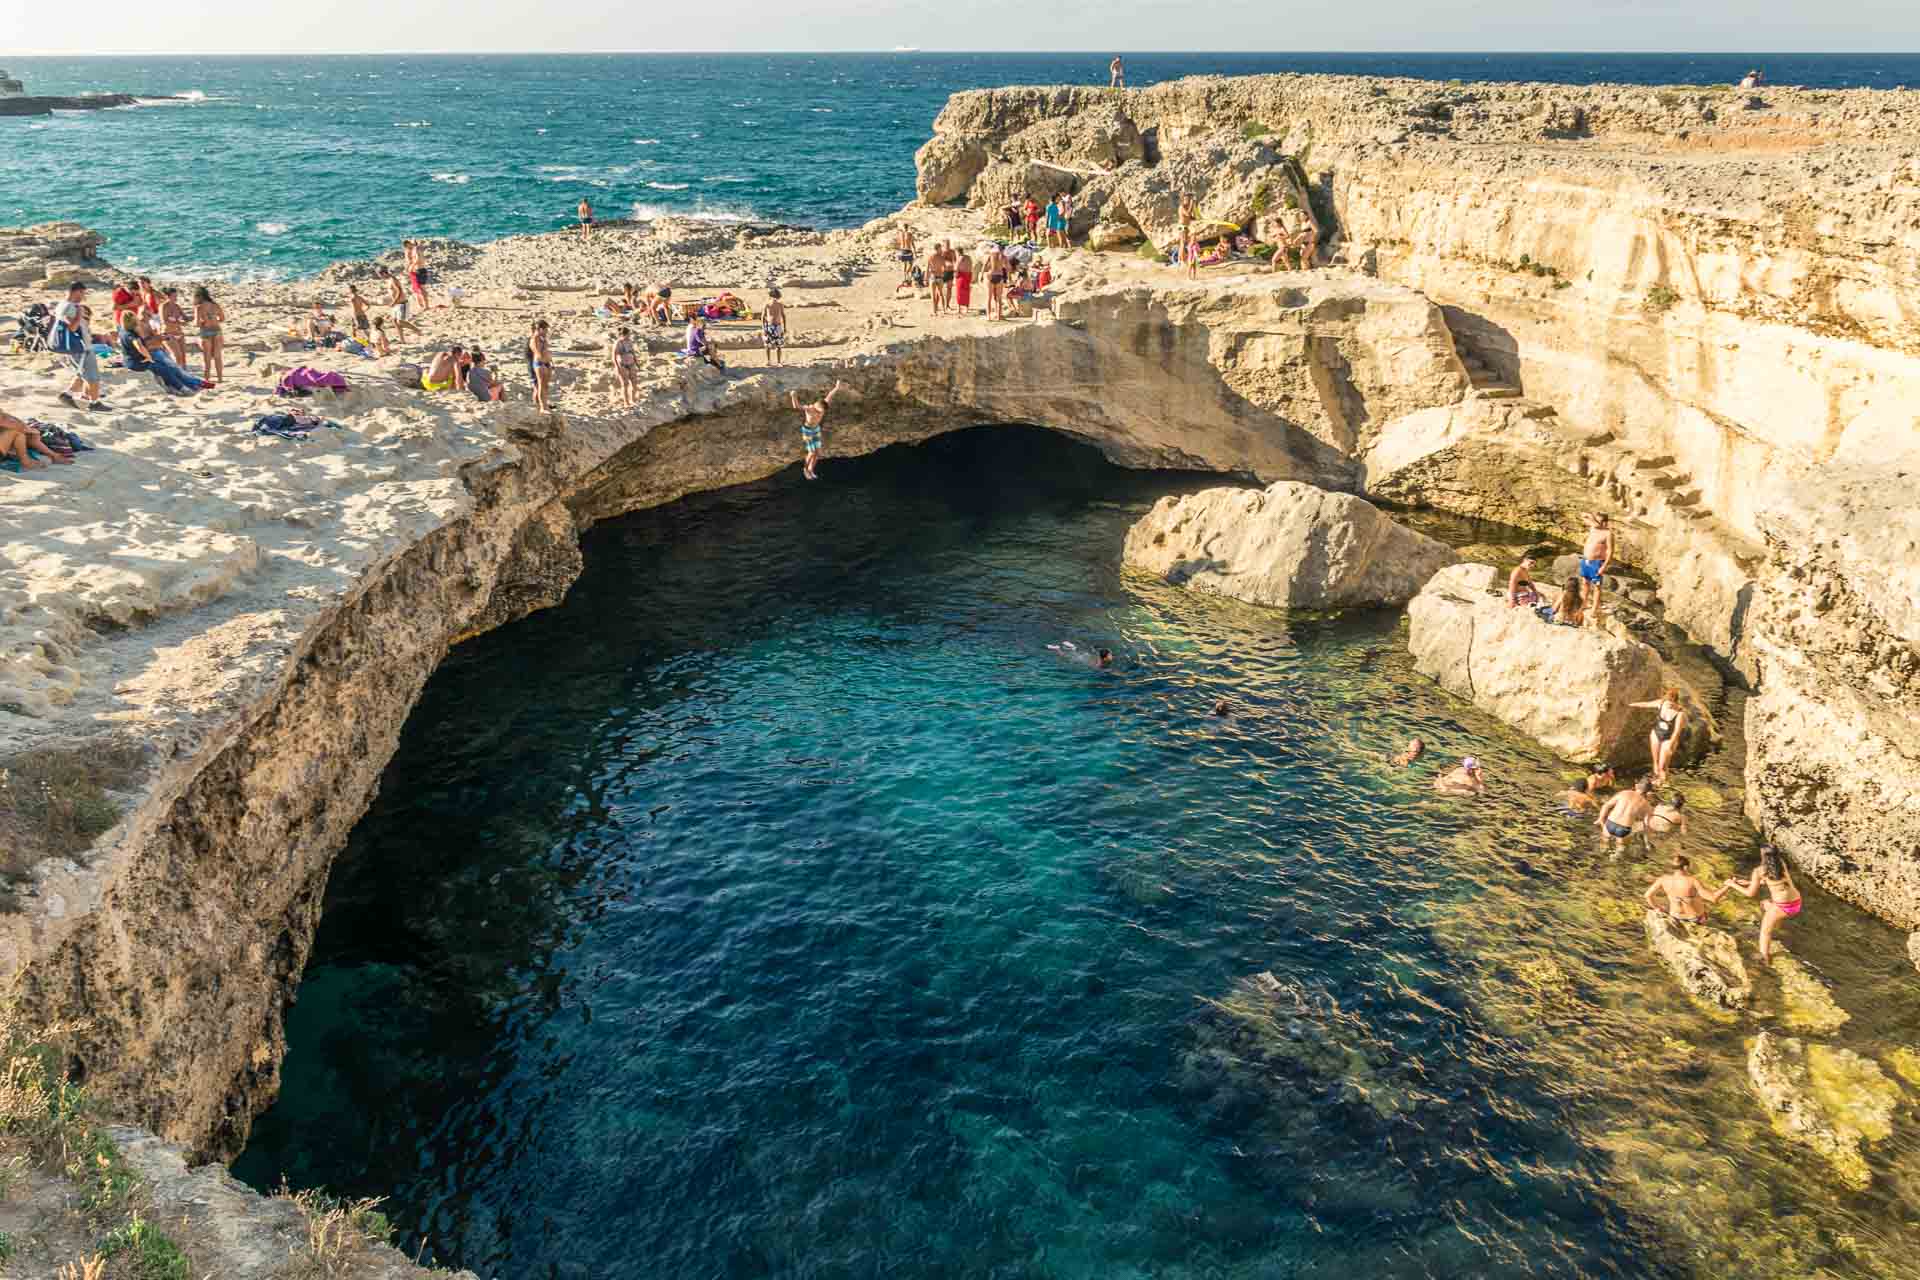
[1644,911,1751,1014]
[1747,1031,1901,1190]
[1407,564,1715,766]
[1123,482,1456,609]
[0,221,108,287]
[913,135,991,205]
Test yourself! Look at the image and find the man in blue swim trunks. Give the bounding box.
[1579,512,1614,628]
[1596,776,1654,851]
[791,379,846,481]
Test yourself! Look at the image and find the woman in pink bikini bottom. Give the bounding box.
[1722,845,1803,962]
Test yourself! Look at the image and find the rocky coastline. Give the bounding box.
[2,69,1918,1276]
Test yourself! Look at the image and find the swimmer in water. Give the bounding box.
[1562,775,1602,815]
[1648,792,1688,837]
[1210,697,1232,717]
[1049,642,1114,669]
[1433,756,1485,794]
[1597,777,1655,851]
[1391,737,1425,767]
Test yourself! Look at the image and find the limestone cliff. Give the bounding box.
[916,72,1920,948]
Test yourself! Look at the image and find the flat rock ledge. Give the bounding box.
[1408,564,1714,766]
[1644,910,1752,1015]
[1771,946,1851,1036]
[1122,481,1456,609]
[1746,1031,1902,1190]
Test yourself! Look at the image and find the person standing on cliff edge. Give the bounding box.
[1109,56,1125,89]
[1580,512,1613,628]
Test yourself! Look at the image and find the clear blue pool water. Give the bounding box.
[5,52,1918,280]
[235,428,1920,1280]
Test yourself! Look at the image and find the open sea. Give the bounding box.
[233,429,1920,1280]
[4,51,1920,280]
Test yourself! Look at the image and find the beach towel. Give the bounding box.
[252,412,340,441]
[26,420,92,452]
[1,447,52,472]
[277,367,349,396]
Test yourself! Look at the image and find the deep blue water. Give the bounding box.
[235,428,1920,1280]
[4,52,1918,280]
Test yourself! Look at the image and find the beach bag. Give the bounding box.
[50,311,83,356]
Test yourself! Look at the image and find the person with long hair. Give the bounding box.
[192,285,225,386]
[1645,854,1723,924]
[1631,687,1688,783]
[1723,846,1803,962]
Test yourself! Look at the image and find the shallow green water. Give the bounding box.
[236,428,1920,1280]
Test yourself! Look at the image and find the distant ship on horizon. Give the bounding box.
[892,46,920,53]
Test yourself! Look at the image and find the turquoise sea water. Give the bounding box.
[5,52,1919,280]
[236,429,1920,1280]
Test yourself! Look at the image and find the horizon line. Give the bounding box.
[8,48,1915,58]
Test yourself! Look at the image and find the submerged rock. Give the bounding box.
[1769,947,1850,1036]
[1190,972,1415,1119]
[1644,910,1751,1015]
[1122,481,1455,609]
[1747,1031,1901,1190]
[1408,565,1716,765]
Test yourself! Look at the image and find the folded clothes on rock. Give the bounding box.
[276,366,350,396]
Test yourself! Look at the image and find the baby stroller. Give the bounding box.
[14,303,54,354]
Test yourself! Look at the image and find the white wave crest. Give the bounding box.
[256,222,291,236]
[632,138,660,145]
[394,120,431,128]
[704,175,750,184]
[646,182,690,191]
[431,172,471,185]
[629,201,757,224]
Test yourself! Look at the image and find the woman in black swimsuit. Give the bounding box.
[1632,687,1688,783]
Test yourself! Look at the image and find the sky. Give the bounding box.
[4,0,1918,54]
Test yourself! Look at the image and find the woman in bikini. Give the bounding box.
[1631,688,1688,783]
[610,326,639,407]
[985,246,1010,321]
[192,286,225,386]
[1723,846,1803,962]
[160,287,188,365]
[1644,854,1723,924]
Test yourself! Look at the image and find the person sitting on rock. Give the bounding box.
[684,314,725,371]
[1434,756,1485,794]
[1551,578,1585,627]
[1721,845,1802,963]
[1648,792,1687,837]
[1631,687,1688,784]
[1596,776,1655,850]
[1390,737,1425,767]
[1644,854,1724,924]
[421,344,466,392]
[1506,554,1543,610]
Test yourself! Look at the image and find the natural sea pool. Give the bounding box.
[236,427,1920,1279]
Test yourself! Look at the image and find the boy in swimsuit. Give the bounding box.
[347,286,371,342]
[1580,512,1613,628]
[1644,854,1724,924]
[1562,776,1602,815]
[579,197,595,240]
[1596,777,1654,851]
[610,326,639,407]
[790,379,846,481]
[530,319,554,413]
[762,289,787,366]
[1390,737,1424,767]
[382,269,420,341]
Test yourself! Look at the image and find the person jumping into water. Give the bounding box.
[791,379,846,480]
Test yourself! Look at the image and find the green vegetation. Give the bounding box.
[274,1184,399,1279]
[0,744,145,885]
[1249,180,1273,216]
[1646,284,1681,313]
[1240,120,1271,141]
[0,1231,13,1263]
[101,1215,190,1280]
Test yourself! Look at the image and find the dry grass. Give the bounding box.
[57,1255,107,1280]
[274,1184,395,1279]
[0,744,145,887]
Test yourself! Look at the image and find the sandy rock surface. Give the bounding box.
[1122,480,1455,608]
[1747,1031,1902,1190]
[1644,910,1752,1014]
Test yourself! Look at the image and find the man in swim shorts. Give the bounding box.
[421,344,465,392]
[896,224,917,285]
[1580,512,1613,628]
[761,288,787,366]
[578,196,595,240]
[1596,777,1654,851]
[790,379,846,481]
[1109,56,1125,89]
